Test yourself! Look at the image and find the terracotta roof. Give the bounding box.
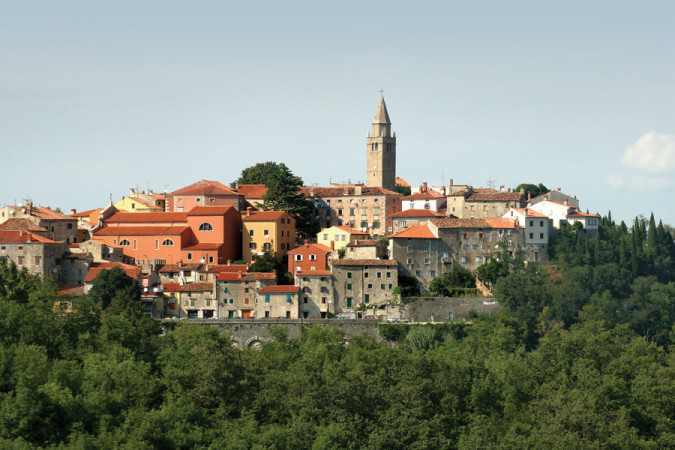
[242,210,288,221]
[391,209,443,218]
[0,218,48,232]
[346,239,382,247]
[105,212,187,223]
[208,264,250,273]
[84,262,141,283]
[301,186,402,197]
[57,284,86,296]
[510,208,549,218]
[8,205,74,221]
[568,212,600,218]
[182,243,224,250]
[332,259,398,267]
[217,272,276,281]
[430,218,517,229]
[333,225,369,235]
[403,190,445,200]
[258,285,301,293]
[188,206,236,216]
[235,184,268,199]
[94,226,189,236]
[395,177,410,187]
[0,230,59,244]
[296,270,332,276]
[62,252,93,260]
[163,282,214,292]
[287,243,333,254]
[389,225,438,239]
[159,263,205,273]
[170,180,240,196]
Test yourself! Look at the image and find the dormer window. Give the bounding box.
[119,239,131,246]
[199,222,213,231]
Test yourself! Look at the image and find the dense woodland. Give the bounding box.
[0,213,673,448]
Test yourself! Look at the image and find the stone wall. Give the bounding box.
[403,297,501,322]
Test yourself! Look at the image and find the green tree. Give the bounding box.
[231,161,286,187]
[87,267,141,310]
[249,251,292,284]
[394,185,411,196]
[513,183,548,198]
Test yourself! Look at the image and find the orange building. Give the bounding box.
[287,242,333,277]
[92,206,241,266]
[165,180,245,213]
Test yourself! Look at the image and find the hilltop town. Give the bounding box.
[0,96,600,320]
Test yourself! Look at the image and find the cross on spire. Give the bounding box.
[379,87,384,96]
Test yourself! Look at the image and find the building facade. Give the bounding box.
[242,209,296,262]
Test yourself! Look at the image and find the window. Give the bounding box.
[475,256,482,264]
[209,256,214,263]
[529,220,534,227]
[430,270,435,277]
[286,294,292,303]
[199,222,213,231]
[265,295,270,303]
[196,198,201,203]
[424,258,430,264]
[373,221,380,228]
[529,233,534,239]
[304,297,308,304]
[367,283,373,289]
[415,270,421,276]
[155,239,159,250]
[364,294,369,304]
[295,254,303,261]
[424,246,429,252]
[34,256,41,265]
[187,252,192,260]
[281,218,285,224]
[377,272,382,278]
[249,243,257,249]
[540,220,544,227]
[482,244,487,250]
[461,256,468,263]
[309,254,317,261]
[349,208,355,216]
[463,233,469,239]
[133,239,137,249]
[471,244,478,250]
[249,230,254,236]
[264,229,269,237]
[407,246,413,253]
[263,243,271,251]
[244,298,249,304]
[364,272,369,278]
[162,239,174,246]
[347,272,352,279]
[373,207,380,216]
[346,298,352,307]
[361,208,367,215]
[338,209,343,216]
[380,284,385,289]
[462,244,468,250]
[119,239,131,246]
[341,235,346,241]
[281,243,285,250]
[347,283,352,290]
[323,233,328,240]
[540,233,544,239]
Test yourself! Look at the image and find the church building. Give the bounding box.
[366,96,397,191]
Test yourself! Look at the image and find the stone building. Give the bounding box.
[296,271,334,318]
[344,239,388,260]
[0,202,78,244]
[256,285,301,318]
[447,187,525,219]
[390,209,444,234]
[388,225,443,291]
[215,271,276,319]
[331,259,398,314]
[366,96,396,191]
[528,188,580,209]
[164,282,216,319]
[302,185,403,237]
[0,230,64,279]
[70,239,123,263]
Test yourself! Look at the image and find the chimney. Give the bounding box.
[246,207,252,216]
[355,185,362,196]
[310,186,315,196]
[508,188,511,193]
[441,187,446,195]
[527,191,531,200]
[500,185,505,192]
[227,259,231,266]
[19,230,23,237]
[450,178,454,186]
[557,187,561,192]
[423,182,428,192]
[304,239,309,245]
[178,259,183,268]
[71,208,77,214]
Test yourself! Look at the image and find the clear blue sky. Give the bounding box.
[2,1,674,225]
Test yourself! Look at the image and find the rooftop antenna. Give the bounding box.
[163,184,168,193]
[441,169,445,187]
[109,193,113,205]
[487,177,496,189]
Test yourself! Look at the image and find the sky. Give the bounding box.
[2,1,674,225]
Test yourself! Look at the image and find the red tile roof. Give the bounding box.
[0,230,59,244]
[217,272,276,281]
[8,205,74,221]
[163,282,214,292]
[331,259,398,267]
[57,284,86,296]
[159,263,205,272]
[84,262,141,283]
[301,186,402,197]
[94,226,189,236]
[235,184,268,199]
[391,209,443,218]
[188,206,237,216]
[209,264,250,273]
[345,239,382,247]
[333,225,369,235]
[287,243,333,254]
[395,177,410,187]
[182,243,224,250]
[296,270,332,276]
[170,180,240,196]
[105,212,188,223]
[568,212,600,218]
[258,285,301,293]
[403,190,444,200]
[69,208,102,218]
[389,225,437,239]
[0,218,48,232]
[511,208,549,218]
[430,218,517,229]
[242,210,289,221]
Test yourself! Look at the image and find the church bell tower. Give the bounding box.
[366,96,396,191]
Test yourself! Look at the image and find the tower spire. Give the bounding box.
[366,95,396,190]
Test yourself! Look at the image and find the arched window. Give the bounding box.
[119,239,131,246]
[162,239,174,246]
[199,222,213,231]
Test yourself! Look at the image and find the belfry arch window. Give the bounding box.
[199,222,213,232]
[162,239,174,246]
[119,239,131,246]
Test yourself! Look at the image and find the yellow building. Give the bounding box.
[242,210,296,262]
[114,189,165,213]
[316,225,370,251]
